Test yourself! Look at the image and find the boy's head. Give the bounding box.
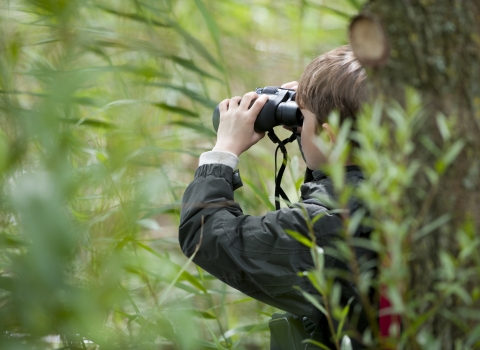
[297,45,367,127]
[296,45,367,169]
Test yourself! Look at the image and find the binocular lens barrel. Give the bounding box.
[276,101,303,128]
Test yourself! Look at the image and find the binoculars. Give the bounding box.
[212,86,304,133]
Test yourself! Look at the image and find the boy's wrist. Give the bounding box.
[212,144,241,157]
[199,150,239,169]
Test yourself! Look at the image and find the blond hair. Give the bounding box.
[297,45,367,126]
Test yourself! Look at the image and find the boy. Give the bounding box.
[179,46,370,347]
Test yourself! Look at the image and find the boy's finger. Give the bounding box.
[248,94,268,117]
[239,91,258,109]
[219,99,229,113]
[229,96,242,109]
[281,81,299,90]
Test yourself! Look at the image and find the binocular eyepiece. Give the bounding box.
[212,86,304,133]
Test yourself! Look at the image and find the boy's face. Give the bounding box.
[300,109,332,170]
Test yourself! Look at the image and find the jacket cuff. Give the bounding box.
[199,151,239,170]
[194,164,243,190]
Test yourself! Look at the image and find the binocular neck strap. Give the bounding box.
[267,129,298,210]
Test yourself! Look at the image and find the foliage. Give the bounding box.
[3,0,476,349]
[0,0,362,349]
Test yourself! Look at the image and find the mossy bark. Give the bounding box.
[353,1,480,347]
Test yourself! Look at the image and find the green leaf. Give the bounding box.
[242,177,276,211]
[436,113,451,141]
[60,117,115,129]
[302,339,332,350]
[95,5,169,27]
[171,121,216,137]
[414,214,451,241]
[167,55,222,81]
[345,0,362,10]
[466,323,480,348]
[305,2,352,20]
[135,241,207,294]
[0,233,28,248]
[147,82,218,109]
[194,310,217,319]
[443,140,465,168]
[336,298,353,339]
[346,208,365,236]
[193,0,221,52]
[285,229,314,248]
[222,322,269,340]
[168,20,222,71]
[295,287,327,316]
[152,102,199,118]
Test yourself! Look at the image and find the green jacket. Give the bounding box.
[179,163,373,327]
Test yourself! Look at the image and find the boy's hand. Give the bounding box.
[281,81,298,90]
[212,92,269,157]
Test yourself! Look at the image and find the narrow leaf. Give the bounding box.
[285,229,314,248]
[152,102,198,118]
[171,121,216,137]
[242,177,276,211]
[295,287,327,316]
[95,5,169,27]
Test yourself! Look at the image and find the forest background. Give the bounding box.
[1,0,479,349]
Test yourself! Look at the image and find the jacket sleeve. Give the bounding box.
[179,163,342,319]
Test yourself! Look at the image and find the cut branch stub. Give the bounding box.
[349,14,389,68]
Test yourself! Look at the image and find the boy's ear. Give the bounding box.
[322,123,337,144]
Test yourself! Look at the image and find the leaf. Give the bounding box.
[346,208,366,236]
[350,237,382,253]
[420,135,442,157]
[285,229,314,248]
[336,299,353,340]
[171,121,216,137]
[466,323,480,348]
[152,102,198,118]
[242,177,276,211]
[203,320,229,350]
[414,214,451,241]
[295,287,327,316]
[167,55,222,81]
[221,322,269,340]
[60,118,115,129]
[345,0,362,10]
[443,140,465,168]
[137,218,162,231]
[95,5,169,27]
[194,310,217,319]
[340,335,353,350]
[0,233,28,248]
[135,241,207,293]
[305,2,352,20]
[147,82,218,109]
[167,20,222,71]
[193,0,221,51]
[436,113,451,141]
[78,65,170,79]
[302,339,332,350]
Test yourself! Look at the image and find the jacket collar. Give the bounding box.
[301,165,364,202]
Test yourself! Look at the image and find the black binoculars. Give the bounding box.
[212,86,304,133]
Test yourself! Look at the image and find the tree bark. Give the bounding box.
[351,1,480,347]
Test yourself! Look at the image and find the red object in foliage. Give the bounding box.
[379,291,401,338]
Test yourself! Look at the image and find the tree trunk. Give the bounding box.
[351,1,480,348]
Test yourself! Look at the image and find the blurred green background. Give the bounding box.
[0,0,363,349]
